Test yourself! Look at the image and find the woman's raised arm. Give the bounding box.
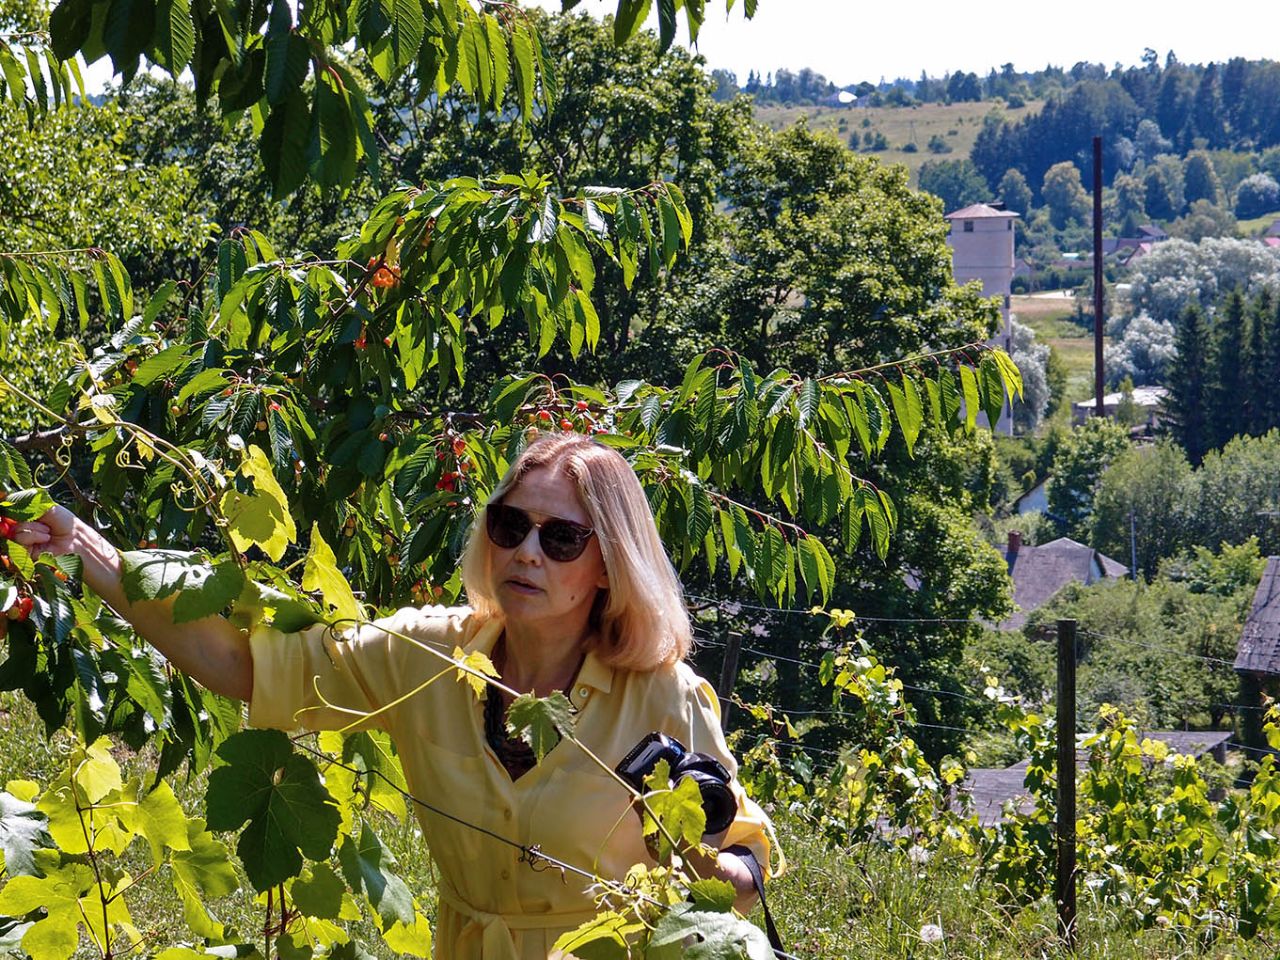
[13,505,254,701]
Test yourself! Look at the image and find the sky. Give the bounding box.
[525,0,1277,86]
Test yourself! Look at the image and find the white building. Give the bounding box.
[945,202,1019,433]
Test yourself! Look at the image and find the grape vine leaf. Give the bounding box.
[505,691,576,762]
[338,821,415,927]
[301,522,362,624]
[646,904,773,959]
[453,645,500,700]
[0,792,53,877]
[641,763,705,860]
[206,730,340,890]
[290,862,349,920]
[552,909,643,960]
[131,778,191,864]
[220,444,297,561]
[0,863,136,960]
[169,817,237,940]
[687,878,737,913]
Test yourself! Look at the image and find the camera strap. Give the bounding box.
[723,844,786,958]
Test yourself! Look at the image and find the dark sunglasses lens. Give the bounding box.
[540,521,591,562]
[486,504,530,548]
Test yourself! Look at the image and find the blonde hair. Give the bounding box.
[460,431,692,670]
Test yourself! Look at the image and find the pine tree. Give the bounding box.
[1243,290,1273,436]
[1209,290,1247,449]
[1264,292,1280,433]
[1165,302,1212,465]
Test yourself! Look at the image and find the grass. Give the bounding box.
[752,100,1044,185]
[1235,208,1280,236]
[9,689,1277,959]
[1009,294,1104,404]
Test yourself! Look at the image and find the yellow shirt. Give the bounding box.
[247,605,783,960]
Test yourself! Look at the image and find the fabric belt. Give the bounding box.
[437,884,601,960]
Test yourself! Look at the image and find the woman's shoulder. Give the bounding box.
[353,603,484,649]
[623,657,717,704]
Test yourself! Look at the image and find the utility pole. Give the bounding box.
[1092,136,1105,419]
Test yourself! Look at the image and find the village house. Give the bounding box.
[997,532,1128,631]
[1234,556,1280,746]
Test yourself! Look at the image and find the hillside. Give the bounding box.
[753,100,1044,184]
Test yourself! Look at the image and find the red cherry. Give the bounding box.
[383,336,393,347]
[452,437,467,456]
[7,596,32,621]
[560,419,573,431]
[269,402,282,412]
[575,400,589,411]
[537,410,552,422]
[379,432,389,442]
[0,517,16,540]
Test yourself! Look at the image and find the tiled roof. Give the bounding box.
[944,203,1019,220]
[1236,557,1280,675]
[998,537,1129,631]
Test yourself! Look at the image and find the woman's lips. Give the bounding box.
[505,578,542,594]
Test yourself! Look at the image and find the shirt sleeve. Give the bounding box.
[677,666,787,880]
[246,604,463,733]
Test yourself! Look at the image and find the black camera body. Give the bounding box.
[615,732,736,837]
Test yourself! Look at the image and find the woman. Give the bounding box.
[16,432,782,959]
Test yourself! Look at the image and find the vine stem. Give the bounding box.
[68,756,113,959]
[317,616,704,880]
[816,340,991,383]
[0,371,245,568]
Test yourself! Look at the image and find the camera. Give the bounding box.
[615,732,736,837]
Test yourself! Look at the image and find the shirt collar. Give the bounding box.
[465,616,615,699]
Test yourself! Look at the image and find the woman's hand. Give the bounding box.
[9,504,81,558]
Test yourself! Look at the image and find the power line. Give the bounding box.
[686,593,986,626]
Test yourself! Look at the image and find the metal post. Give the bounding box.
[1056,618,1078,949]
[717,631,742,730]
[1092,136,1105,420]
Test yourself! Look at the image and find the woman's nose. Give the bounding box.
[512,525,542,562]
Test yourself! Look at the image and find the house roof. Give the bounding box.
[1137,223,1168,239]
[998,536,1129,631]
[1069,385,1168,412]
[944,203,1019,220]
[1264,219,1280,238]
[1236,556,1280,675]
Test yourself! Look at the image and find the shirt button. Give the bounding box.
[578,686,589,699]
[500,868,510,880]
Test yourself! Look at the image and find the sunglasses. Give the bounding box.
[485,502,596,562]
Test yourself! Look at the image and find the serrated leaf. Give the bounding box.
[505,691,575,763]
[647,904,773,960]
[552,910,642,959]
[206,730,341,891]
[885,372,924,457]
[301,522,362,625]
[687,877,737,913]
[134,779,191,864]
[170,818,236,940]
[453,645,499,699]
[0,792,53,878]
[220,444,296,562]
[958,364,980,433]
[339,821,414,927]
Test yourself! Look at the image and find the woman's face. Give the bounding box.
[489,467,609,631]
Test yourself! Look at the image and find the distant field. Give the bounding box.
[752,100,1044,184]
[1236,209,1280,236]
[1011,293,1104,402]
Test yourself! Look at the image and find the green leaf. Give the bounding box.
[647,904,773,960]
[301,522,363,625]
[142,279,178,327]
[206,730,341,891]
[796,379,819,428]
[687,877,737,913]
[510,20,534,117]
[979,353,1007,429]
[261,88,311,197]
[0,792,53,878]
[1,488,54,521]
[134,779,191,864]
[641,767,704,859]
[0,863,97,960]
[220,444,297,562]
[153,0,194,74]
[613,0,652,43]
[338,822,414,927]
[552,911,642,960]
[505,691,575,763]
[290,861,347,920]
[885,372,924,457]
[265,0,309,104]
[958,364,980,433]
[387,0,425,69]
[170,818,237,940]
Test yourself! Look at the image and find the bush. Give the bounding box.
[926,134,951,154]
[902,141,918,153]
[1234,172,1280,219]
